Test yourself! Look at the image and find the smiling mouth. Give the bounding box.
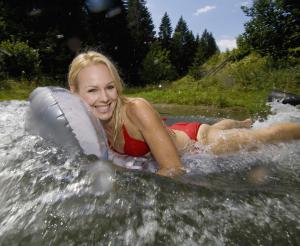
[95,104,111,113]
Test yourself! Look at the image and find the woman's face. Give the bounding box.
[75,63,118,123]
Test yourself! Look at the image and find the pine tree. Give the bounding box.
[126,0,155,85]
[158,12,172,50]
[170,16,196,76]
[189,29,219,79]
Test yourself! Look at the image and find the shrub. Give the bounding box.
[140,42,177,84]
[226,53,269,89]
[0,40,40,79]
[0,49,6,79]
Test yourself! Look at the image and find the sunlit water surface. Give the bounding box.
[0,100,300,245]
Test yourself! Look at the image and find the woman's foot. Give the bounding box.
[241,118,253,128]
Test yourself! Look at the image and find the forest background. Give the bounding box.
[0,0,300,115]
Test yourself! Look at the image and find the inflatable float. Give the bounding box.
[26,87,109,160]
[26,87,300,174]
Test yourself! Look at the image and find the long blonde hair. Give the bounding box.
[68,51,127,145]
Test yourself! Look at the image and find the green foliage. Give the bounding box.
[189,29,219,79]
[1,0,299,96]
[126,51,300,115]
[170,17,197,76]
[0,2,9,40]
[224,53,269,89]
[140,42,177,84]
[126,75,268,115]
[127,0,155,44]
[0,47,9,79]
[235,35,251,60]
[203,52,300,93]
[289,47,300,57]
[2,0,136,85]
[126,0,155,85]
[158,12,172,50]
[0,40,40,79]
[0,0,207,86]
[241,0,300,59]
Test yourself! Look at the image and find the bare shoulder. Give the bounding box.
[125,98,160,128]
[127,97,152,108]
[126,97,155,115]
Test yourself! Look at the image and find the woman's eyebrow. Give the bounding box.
[85,81,114,88]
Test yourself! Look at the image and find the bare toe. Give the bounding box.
[243,119,253,128]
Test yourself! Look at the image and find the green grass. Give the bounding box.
[125,81,268,115]
[0,80,36,100]
[0,76,66,101]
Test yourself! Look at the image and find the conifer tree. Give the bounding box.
[158,12,172,50]
[170,16,196,76]
[126,0,155,85]
[189,29,219,78]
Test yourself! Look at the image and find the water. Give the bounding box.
[0,100,300,245]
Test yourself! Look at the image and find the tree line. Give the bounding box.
[0,0,219,86]
[0,0,299,87]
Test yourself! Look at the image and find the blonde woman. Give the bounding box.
[68,51,300,177]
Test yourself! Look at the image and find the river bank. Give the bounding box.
[153,103,258,119]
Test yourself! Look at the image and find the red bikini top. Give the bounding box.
[110,125,150,157]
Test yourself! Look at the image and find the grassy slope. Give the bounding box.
[125,53,300,114]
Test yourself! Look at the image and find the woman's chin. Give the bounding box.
[97,112,113,122]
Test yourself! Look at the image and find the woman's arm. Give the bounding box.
[126,99,184,177]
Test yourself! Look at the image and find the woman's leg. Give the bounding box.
[212,118,252,130]
[197,122,300,155]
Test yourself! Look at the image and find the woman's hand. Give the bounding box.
[156,167,185,178]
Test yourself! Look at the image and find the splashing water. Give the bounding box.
[0,100,300,245]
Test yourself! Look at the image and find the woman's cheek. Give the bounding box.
[81,93,94,105]
[111,89,118,99]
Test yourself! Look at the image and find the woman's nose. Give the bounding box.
[99,90,109,102]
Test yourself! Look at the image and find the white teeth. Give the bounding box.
[95,104,110,113]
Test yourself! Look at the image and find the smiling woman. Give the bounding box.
[68,51,300,178]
